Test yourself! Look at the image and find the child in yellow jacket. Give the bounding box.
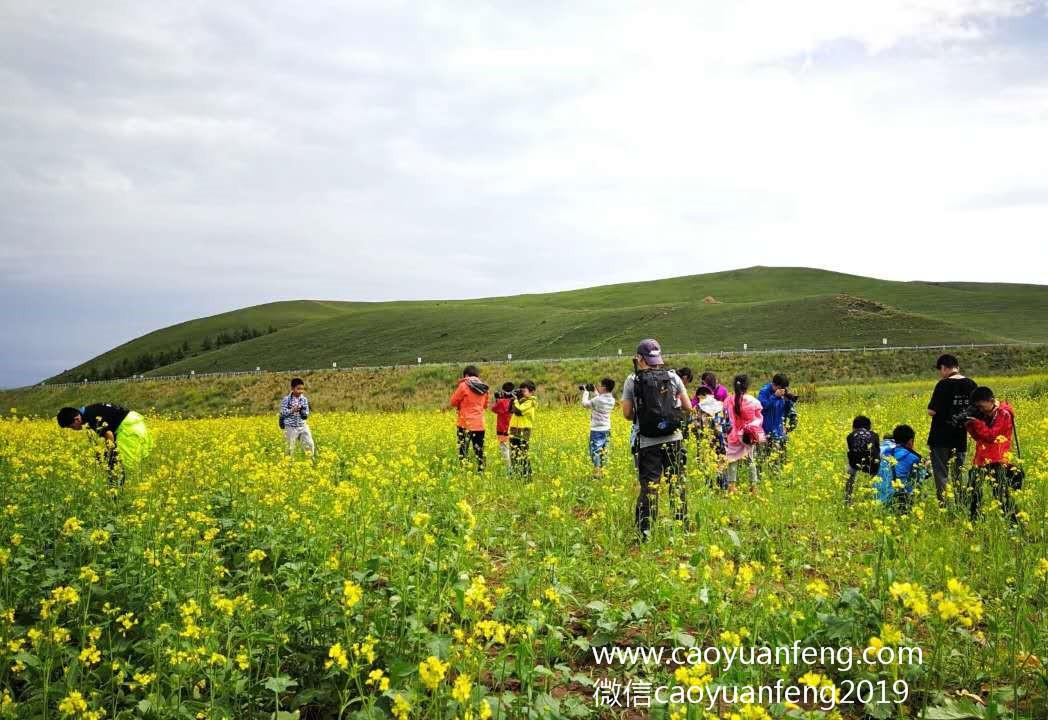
[509,380,537,480]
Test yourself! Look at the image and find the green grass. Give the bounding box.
[42,266,1048,384]
[8,345,1048,419]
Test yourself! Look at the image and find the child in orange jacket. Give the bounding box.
[446,365,490,471]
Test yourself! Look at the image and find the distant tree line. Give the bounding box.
[69,325,277,381]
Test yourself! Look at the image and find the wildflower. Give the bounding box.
[236,652,250,670]
[798,671,824,688]
[674,663,712,690]
[452,673,472,703]
[58,691,88,715]
[79,566,100,584]
[881,624,903,646]
[117,612,138,635]
[89,529,110,545]
[343,580,363,607]
[62,517,83,535]
[367,668,390,692]
[133,672,155,687]
[353,635,377,663]
[391,694,412,720]
[932,578,983,628]
[419,655,449,690]
[326,642,349,671]
[889,581,930,617]
[79,645,102,665]
[464,575,493,612]
[247,549,266,563]
[1036,558,1048,581]
[806,579,829,600]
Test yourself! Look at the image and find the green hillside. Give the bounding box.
[43,267,1048,384]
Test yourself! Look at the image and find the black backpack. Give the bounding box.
[847,429,880,475]
[634,369,685,438]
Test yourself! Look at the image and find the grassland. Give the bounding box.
[2,376,1045,718]
[8,345,1048,419]
[42,267,1048,385]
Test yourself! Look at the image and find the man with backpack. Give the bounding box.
[621,339,693,540]
[280,377,315,460]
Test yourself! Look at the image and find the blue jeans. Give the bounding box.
[589,430,611,467]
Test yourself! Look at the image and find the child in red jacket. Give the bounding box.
[964,386,1020,521]
[491,382,515,470]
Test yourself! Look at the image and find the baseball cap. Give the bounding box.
[636,338,663,365]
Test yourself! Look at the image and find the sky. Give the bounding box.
[2,1,1048,387]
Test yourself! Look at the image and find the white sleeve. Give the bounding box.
[581,390,592,408]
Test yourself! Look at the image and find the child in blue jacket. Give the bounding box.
[757,373,797,471]
[875,425,927,512]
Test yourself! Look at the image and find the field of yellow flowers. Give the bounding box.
[0,378,1045,720]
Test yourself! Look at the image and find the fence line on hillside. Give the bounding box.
[20,341,1043,391]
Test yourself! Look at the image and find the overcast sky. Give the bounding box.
[2,1,1048,387]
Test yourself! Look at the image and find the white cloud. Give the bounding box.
[1,0,1047,384]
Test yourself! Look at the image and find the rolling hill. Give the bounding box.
[43,267,1048,384]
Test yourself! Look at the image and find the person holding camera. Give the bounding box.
[699,371,729,403]
[509,381,537,480]
[490,382,516,471]
[875,425,927,513]
[757,373,797,473]
[926,354,977,506]
[724,374,764,493]
[621,339,693,540]
[963,386,1020,522]
[581,378,616,476]
[279,377,315,461]
[844,415,880,506]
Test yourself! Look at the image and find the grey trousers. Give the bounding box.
[930,445,965,505]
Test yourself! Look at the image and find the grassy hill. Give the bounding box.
[42,267,1048,385]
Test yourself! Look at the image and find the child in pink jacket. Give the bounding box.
[724,374,765,492]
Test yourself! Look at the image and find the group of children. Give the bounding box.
[844,383,1021,520]
[56,351,1022,526]
[446,367,537,479]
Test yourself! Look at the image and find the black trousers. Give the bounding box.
[636,440,686,538]
[456,428,485,471]
[510,429,531,480]
[968,463,1022,522]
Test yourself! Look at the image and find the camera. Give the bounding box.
[512,388,524,399]
[578,382,596,392]
[784,391,799,403]
[950,407,980,428]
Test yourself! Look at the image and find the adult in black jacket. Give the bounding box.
[926,354,977,506]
